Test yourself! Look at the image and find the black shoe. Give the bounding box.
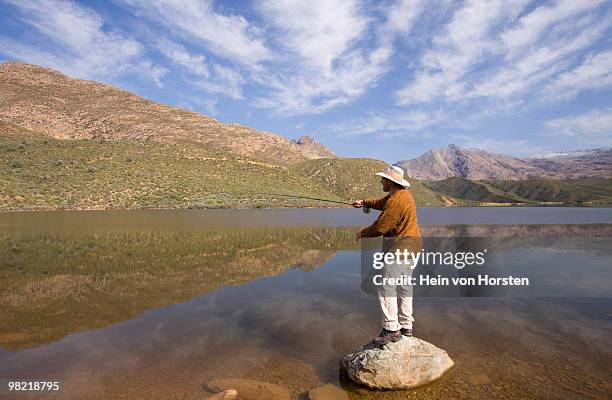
[372,328,402,345]
[401,328,413,337]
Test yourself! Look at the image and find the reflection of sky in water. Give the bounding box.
[1,248,612,399]
[409,245,612,297]
[1,213,612,399]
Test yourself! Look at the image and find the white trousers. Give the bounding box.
[377,258,414,331]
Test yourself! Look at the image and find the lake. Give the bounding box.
[1,207,611,399]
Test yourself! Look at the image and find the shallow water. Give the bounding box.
[1,208,611,399]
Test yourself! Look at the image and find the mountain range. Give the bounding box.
[1,62,442,210]
[1,61,611,210]
[396,144,612,180]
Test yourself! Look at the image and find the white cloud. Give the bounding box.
[157,39,209,78]
[501,0,603,58]
[259,0,368,73]
[546,49,612,99]
[116,0,271,66]
[156,38,244,99]
[395,0,609,106]
[190,63,245,100]
[138,60,169,87]
[254,43,392,114]
[0,0,160,82]
[395,0,529,104]
[472,15,611,99]
[544,108,612,137]
[383,0,426,37]
[329,108,446,137]
[253,0,402,115]
[111,0,399,114]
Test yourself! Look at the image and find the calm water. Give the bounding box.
[1,208,611,399]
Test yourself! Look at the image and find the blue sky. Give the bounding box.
[1,0,611,163]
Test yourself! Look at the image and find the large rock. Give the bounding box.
[339,337,454,389]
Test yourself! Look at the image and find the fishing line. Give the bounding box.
[246,192,371,213]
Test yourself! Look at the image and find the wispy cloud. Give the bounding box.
[473,10,611,99]
[330,108,446,137]
[178,96,218,117]
[500,0,603,57]
[157,38,245,99]
[157,38,209,78]
[190,63,245,100]
[259,0,368,73]
[546,49,612,100]
[544,108,612,138]
[0,0,162,83]
[253,0,393,115]
[253,44,392,115]
[116,0,271,67]
[382,0,427,37]
[395,0,528,104]
[395,0,609,105]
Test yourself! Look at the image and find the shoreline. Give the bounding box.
[2,202,612,213]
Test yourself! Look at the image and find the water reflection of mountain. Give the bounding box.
[422,224,612,255]
[1,223,611,350]
[0,227,358,350]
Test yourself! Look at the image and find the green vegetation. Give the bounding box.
[424,177,518,203]
[486,178,612,204]
[290,158,443,205]
[1,127,444,211]
[3,125,610,210]
[1,126,347,211]
[424,176,612,205]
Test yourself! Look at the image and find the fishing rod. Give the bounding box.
[248,192,371,213]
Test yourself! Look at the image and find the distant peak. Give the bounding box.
[294,135,318,145]
[292,135,336,159]
[445,143,465,153]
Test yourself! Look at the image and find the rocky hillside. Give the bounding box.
[425,177,518,203]
[1,123,443,211]
[396,144,542,180]
[529,148,612,179]
[0,62,328,165]
[292,135,336,159]
[397,144,612,180]
[424,176,612,204]
[0,122,345,211]
[290,158,443,205]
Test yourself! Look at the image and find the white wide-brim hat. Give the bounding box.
[374,165,411,187]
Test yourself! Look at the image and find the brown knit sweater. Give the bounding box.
[360,189,421,239]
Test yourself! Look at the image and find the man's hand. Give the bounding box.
[355,229,362,242]
[353,200,364,208]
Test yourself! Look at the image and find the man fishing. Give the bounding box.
[353,165,422,345]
